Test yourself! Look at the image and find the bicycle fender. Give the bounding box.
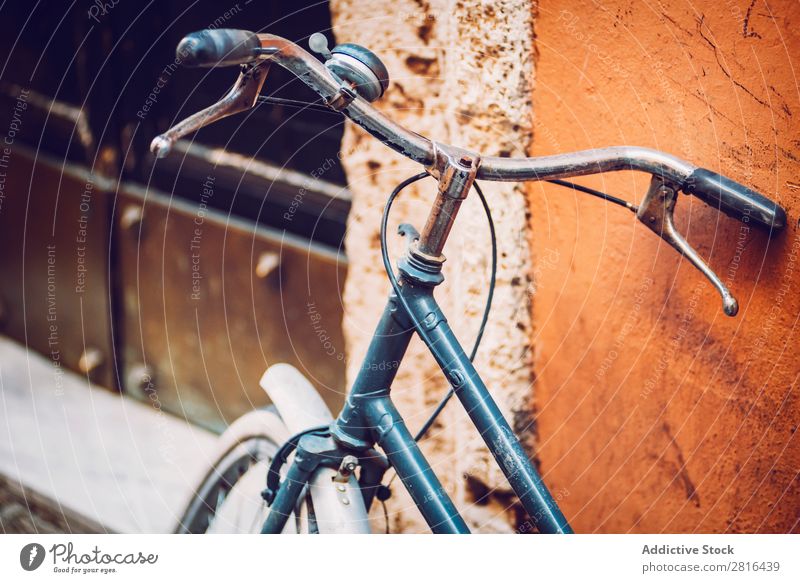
[259,364,371,533]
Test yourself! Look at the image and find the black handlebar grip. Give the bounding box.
[176,29,261,68]
[682,168,787,231]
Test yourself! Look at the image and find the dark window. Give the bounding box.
[0,0,349,247]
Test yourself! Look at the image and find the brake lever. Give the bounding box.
[637,176,738,316]
[150,60,270,158]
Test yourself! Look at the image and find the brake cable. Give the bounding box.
[257,94,340,115]
[263,169,629,517]
[547,179,637,211]
[377,174,497,500]
[385,176,630,446]
[407,179,497,443]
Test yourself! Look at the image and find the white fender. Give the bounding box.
[259,363,371,533]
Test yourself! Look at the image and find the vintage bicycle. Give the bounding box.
[150,29,786,534]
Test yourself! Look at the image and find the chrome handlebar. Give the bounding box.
[152,33,698,184]
[150,30,789,317]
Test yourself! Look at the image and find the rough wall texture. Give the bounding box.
[330,0,537,532]
[332,0,799,533]
[530,1,800,532]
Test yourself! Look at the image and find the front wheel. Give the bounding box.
[175,407,315,534]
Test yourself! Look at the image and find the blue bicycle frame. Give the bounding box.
[261,274,573,534]
[261,145,573,534]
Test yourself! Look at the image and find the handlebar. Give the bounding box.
[151,28,790,317]
[164,30,785,231]
[683,168,786,229]
[177,29,263,68]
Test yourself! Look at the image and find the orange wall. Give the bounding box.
[529,0,799,532]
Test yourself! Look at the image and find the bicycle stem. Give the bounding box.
[417,143,480,258]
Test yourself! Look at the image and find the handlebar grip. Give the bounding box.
[176,29,261,68]
[682,168,787,231]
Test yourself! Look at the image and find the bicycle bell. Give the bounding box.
[309,32,390,102]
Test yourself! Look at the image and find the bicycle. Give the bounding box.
[151,29,787,534]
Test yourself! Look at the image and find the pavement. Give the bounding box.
[0,336,217,533]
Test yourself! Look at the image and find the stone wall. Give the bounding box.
[529,0,800,533]
[330,0,537,532]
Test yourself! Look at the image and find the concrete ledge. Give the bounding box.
[0,474,104,533]
[0,337,217,533]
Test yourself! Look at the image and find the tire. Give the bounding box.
[174,407,314,534]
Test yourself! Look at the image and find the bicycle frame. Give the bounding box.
[261,269,572,534]
[261,145,572,534]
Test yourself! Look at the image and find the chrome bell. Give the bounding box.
[309,33,390,102]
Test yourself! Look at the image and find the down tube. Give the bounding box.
[421,316,573,533]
